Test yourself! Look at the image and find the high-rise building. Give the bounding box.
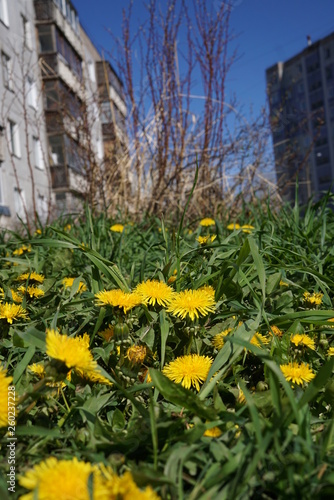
[0,0,126,227]
[0,0,51,225]
[266,31,334,203]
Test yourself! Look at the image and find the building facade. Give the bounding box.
[0,0,50,226]
[0,0,126,228]
[266,31,334,203]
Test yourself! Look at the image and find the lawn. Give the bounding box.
[1,192,334,499]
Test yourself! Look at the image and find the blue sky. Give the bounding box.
[74,0,334,121]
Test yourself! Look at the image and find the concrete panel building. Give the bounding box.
[0,0,51,227]
[267,31,334,204]
[0,0,127,228]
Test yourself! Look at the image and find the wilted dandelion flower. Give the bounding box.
[250,333,270,348]
[110,224,124,233]
[17,272,44,284]
[95,289,141,313]
[290,333,316,350]
[163,354,213,391]
[18,285,44,299]
[62,277,87,292]
[212,328,232,350]
[19,457,107,500]
[167,269,177,284]
[167,288,216,321]
[269,325,283,337]
[200,218,215,227]
[0,303,28,323]
[280,361,315,385]
[303,291,323,306]
[197,235,216,245]
[98,325,114,341]
[135,279,175,307]
[126,345,147,365]
[0,366,13,428]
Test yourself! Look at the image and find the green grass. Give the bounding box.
[0,195,334,499]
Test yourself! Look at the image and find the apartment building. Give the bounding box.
[0,0,50,226]
[266,31,334,203]
[0,0,127,227]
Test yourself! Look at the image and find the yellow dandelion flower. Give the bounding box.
[303,291,323,306]
[167,288,216,321]
[46,329,96,372]
[28,363,46,377]
[237,386,246,404]
[62,277,87,292]
[10,289,23,303]
[269,325,283,337]
[28,363,70,390]
[13,244,31,256]
[227,223,240,230]
[46,330,111,386]
[110,224,124,233]
[163,354,213,391]
[250,333,270,348]
[75,368,112,386]
[0,366,13,428]
[203,426,222,438]
[212,328,232,350]
[18,285,44,299]
[98,325,114,341]
[199,218,215,227]
[64,224,71,231]
[135,279,175,307]
[34,229,42,235]
[197,235,217,245]
[19,457,107,500]
[328,347,334,356]
[126,345,147,365]
[290,334,316,350]
[95,289,141,313]
[280,361,315,386]
[280,280,289,287]
[199,284,215,298]
[17,272,45,284]
[102,467,161,500]
[0,303,28,324]
[241,224,254,233]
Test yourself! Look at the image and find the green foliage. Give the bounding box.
[1,194,334,498]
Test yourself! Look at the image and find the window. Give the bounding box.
[26,77,38,109]
[0,0,9,27]
[33,137,44,169]
[7,120,21,157]
[87,61,96,82]
[37,194,48,222]
[2,51,12,90]
[22,15,32,50]
[38,25,54,52]
[14,188,26,221]
[49,135,64,165]
[44,80,59,109]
